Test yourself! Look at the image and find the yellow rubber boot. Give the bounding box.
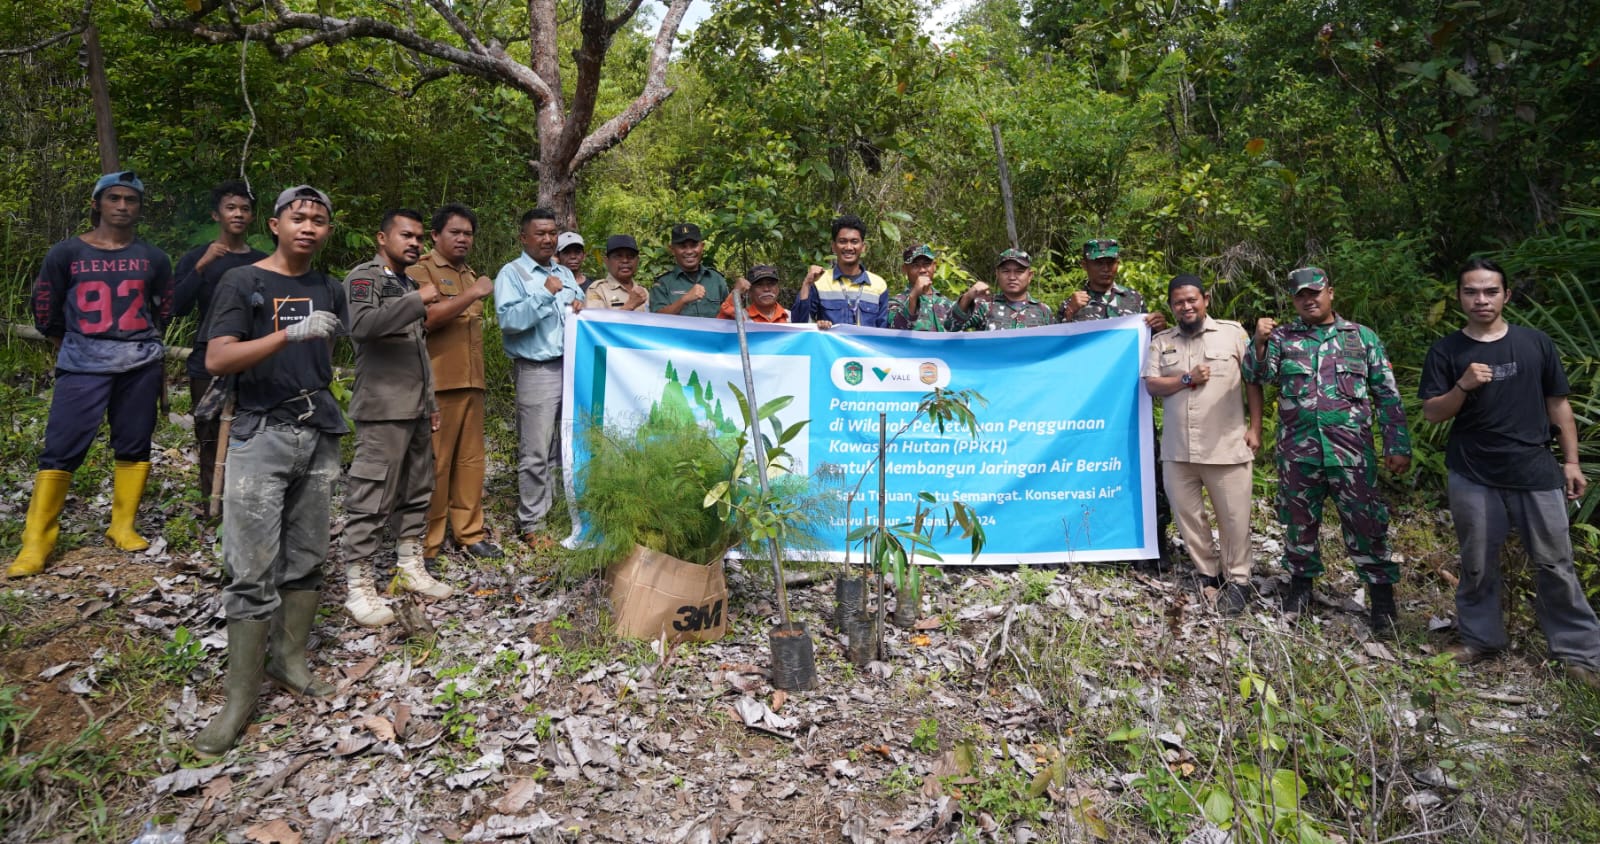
[7,470,72,578]
[105,460,151,552]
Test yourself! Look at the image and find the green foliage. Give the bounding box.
[574,418,739,569]
[911,717,940,754]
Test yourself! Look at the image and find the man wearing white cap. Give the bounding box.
[557,231,589,292]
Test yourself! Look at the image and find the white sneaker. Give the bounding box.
[344,565,396,627]
[392,540,453,599]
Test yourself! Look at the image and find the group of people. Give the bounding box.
[7,175,1597,757]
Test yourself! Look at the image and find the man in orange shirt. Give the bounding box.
[718,265,789,323]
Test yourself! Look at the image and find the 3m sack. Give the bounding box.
[605,545,729,643]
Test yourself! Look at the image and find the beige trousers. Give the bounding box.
[1162,460,1254,584]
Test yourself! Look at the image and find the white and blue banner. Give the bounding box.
[562,310,1155,565]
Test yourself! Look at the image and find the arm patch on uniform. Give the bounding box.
[350,278,374,303]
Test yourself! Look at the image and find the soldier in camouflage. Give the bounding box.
[949,248,1055,331]
[1246,267,1411,635]
[1059,238,1167,331]
[886,244,964,331]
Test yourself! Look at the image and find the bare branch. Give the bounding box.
[422,0,486,54]
[345,65,455,98]
[0,25,85,58]
[572,0,690,171]
[606,0,647,36]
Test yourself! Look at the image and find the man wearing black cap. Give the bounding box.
[949,248,1055,330]
[1060,238,1167,331]
[192,185,346,755]
[586,235,649,312]
[10,171,173,579]
[720,265,790,323]
[886,244,962,332]
[650,223,730,319]
[1143,275,1262,614]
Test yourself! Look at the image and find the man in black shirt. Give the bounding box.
[173,180,267,508]
[192,185,347,755]
[9,171,172,578]
[1420,257,1599,688]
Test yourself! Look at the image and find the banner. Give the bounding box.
[562,309,1155,565]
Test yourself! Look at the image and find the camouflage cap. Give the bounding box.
[996,248,1032,268]
[1287,266,1329,292]
[747,264,781,284]
[901,243,936,264]
[1083,238,1120,260]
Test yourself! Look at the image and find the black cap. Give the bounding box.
[605,234,639,255]
[670,223,703,244]
[748,264,781,284]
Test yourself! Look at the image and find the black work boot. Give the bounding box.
[1281,576,1314,618]
[1368,582,1398,639]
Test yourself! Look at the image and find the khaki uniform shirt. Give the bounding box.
[585,274,649,311]
[1143,316,1252,464]
[346,256,436,421]
[408,251,485,391]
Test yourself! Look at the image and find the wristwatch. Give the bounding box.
[1180,373,1193,387]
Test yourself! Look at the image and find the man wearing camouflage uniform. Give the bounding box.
[1247,267,1411,634]
[1060,238,1167,332]
[949,248,1054,331]
[886,244,963,331]
[341,209,452,628]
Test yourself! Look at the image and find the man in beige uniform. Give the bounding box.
[1142,274,1263,614]
[584,235,649,312]
[411,204,503,565]
[341,209,451,628]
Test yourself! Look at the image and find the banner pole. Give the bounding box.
[732,288,793,626]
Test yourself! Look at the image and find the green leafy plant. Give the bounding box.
[911,717,940,754]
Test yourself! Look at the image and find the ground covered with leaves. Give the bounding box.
[2,372,1599,843]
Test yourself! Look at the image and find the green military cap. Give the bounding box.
[902,243,936,264]
[1083,238,1119,260]
[1287,266,1329,292]
[996,248,1032,268]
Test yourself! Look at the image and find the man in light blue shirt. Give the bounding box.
[495,207,581,544]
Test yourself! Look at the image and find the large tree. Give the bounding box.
[146,0,691,227]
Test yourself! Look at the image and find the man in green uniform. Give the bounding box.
[885,244,963,331]
[340,209,451,628]
[949,248,1054,331]
[1059,238,1167,331]
[650,223,729,318]
[1246,267,1411,634]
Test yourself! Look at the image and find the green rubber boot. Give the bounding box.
[193,619,269,757]
[266,591,335,697]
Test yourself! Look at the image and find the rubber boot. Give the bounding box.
[265,591,335,697]
[105,460,151,551]
[193,619,269,757]
[344,563,396,627]
[1368,582,1398,639]
[392,538,452,599]
[7,470,72,578]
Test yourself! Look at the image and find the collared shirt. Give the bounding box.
[950,295,1055,331]
[1245,314,1411,467]
[585,274,648,311]
[717,294,789,323]
[792,265,890,327]
[1065,283,1146,322]
[345,255,435,421]
[649,266,731,319]
[494,252,579,362]
[885,289,962,332]
[408,250,485,391]
[1143,316,1253,464]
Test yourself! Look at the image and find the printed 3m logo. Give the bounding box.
[673,599,725,632]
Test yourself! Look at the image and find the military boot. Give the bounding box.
[265,591,335,697]
[1282,576,1314,618]
[392,539,453,599]
[344,563,396,627]
[105,460,151,551]
[7,470,72,578]
[1368,582,1398,639]
[193,619,269,757]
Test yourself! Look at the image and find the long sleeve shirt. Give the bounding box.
[494,252,579,362]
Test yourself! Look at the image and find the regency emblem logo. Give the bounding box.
[843,360,863,386]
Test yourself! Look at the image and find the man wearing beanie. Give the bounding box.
[9,171,173,577]
[1143,275,1262,614]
